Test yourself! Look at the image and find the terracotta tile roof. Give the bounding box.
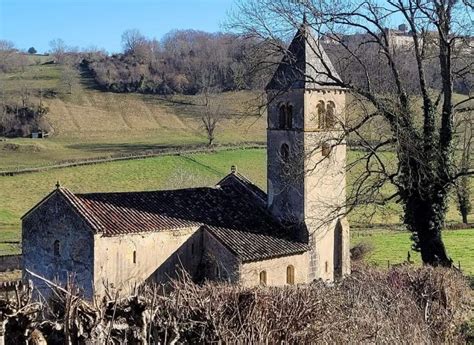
[205,225,309,262]
[217,172,267,206]
[36,173,309,262]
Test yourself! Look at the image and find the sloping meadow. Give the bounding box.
[3,265,472,344]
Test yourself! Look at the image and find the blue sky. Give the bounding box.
[0,0,235,53]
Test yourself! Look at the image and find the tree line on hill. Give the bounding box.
[1,28,472,97]
[80,28,473,96]
[82,29,272,94]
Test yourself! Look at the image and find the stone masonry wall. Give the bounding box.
[22,192,95,298]
[93,227,202,297]
[202,231,240,283]
[240,252,309,286]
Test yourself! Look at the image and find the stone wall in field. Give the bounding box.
[0,255,22,272]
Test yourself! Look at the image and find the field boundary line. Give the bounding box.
[0,142,266,176]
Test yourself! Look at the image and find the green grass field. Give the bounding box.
[0,148,472,272]
[353,229,474,275]
[1,148,470,230]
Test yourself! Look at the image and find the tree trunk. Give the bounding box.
[461,206,468,224]
[404,195,451,266]
[457,187,470,224]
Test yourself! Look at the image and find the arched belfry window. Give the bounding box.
[280,143,290,162]
[259,271,267,286]
[317,101,326,129]
[279,104,286,129]
[286,104,293,129]
[327,101,336,129]
[53,240,60,257]
[286,265,295,285]
[278,103,293,129]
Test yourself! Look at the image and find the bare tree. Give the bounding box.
[200,88,222,146]
[49,38,68,64]
[0,40,19,72]
[121,29,147,53]
[229,0,473,266]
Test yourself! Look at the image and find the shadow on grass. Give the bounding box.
[145,95,197,107]
[180,155,223,176]
[78,64,103,91]
[139,94,203,118]
[66,142,203,155]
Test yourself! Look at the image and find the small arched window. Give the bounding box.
[317,101,326,129]
[327,101,336,129]
[286,104,293,129]
[133,250,137,264]
[279,104,286,129]
[280,143,290,162]
[53,240,60,257]
[278,103,293,129]
[259,271,267,286]
[286,265,295,285]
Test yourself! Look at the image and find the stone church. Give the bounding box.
[22,21,350,299]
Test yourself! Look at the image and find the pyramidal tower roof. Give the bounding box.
[266,21,342,91]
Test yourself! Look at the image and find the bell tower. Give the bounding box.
[266,21,350,281]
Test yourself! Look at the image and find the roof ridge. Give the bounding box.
[75,186,213,197]
[21,187,105,234]
[217,172,266,204]
[57,188,105,233]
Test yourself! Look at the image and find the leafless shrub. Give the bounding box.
[1,266,470,344]
[350,241,374,261]
[200,89,223,146]
[0,40,29,73]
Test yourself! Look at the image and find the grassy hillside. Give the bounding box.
[1,61,470,172]
[0,61,265,170]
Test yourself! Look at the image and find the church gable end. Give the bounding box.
[22,190,95,298]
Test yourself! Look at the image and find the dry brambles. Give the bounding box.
[0,265,471,344]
